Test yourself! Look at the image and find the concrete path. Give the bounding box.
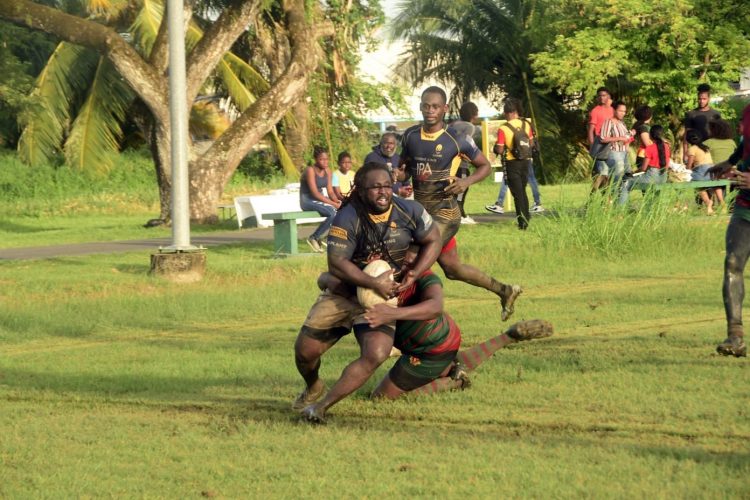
[0,214,514,261]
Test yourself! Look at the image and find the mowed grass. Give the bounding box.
[2,182,750,497]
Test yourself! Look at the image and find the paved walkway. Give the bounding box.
[0,214,513,260]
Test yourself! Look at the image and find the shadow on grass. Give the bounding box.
[0,220,61,234]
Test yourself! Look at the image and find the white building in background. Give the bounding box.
[359,0,500,128]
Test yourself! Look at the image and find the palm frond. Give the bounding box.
[85,0,128,19]
[63,57,134,172]
[223,52,270,95]
[130,0,163,57]
[268,128,298,177]
[190,101,230,140]
[216,58,256,111]
[18,42,98,166]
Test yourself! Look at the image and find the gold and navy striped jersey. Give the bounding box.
[326,197,434,274]
[399,124,480,224]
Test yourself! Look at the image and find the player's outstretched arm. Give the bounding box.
[365,283,443,328]
[397,224,441,292]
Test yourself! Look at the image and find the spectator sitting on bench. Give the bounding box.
[301,146,341,253]
[619,125,670,206]
[686,129,723,215]
[332,151,355,201]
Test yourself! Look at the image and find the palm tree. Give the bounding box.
[390,0,575,181]
[18,0,295,177]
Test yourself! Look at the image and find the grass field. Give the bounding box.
[1,172,749,497]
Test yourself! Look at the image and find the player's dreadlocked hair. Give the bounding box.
[340,162,398,268]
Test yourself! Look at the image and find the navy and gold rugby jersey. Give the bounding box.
[399,124,480,224]
[326,196,434,274]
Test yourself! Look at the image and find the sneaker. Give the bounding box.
[506,319,554,341]
[447,361,471,389]
[292,382,327,412]
[716,336,747,357]
[485,204,504,214]
[499,284,523,322]
[319,238,328,249]
[531,204,545,213]
[461,216,478,225]
[306,237,323,253]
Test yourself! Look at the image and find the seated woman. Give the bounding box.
[686,130,722,214]
[300,146,340,253]
[618,125,670,206]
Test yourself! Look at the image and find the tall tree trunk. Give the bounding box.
[286,100,310,168]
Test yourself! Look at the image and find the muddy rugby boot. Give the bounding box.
[301,403,327,424]
[500,284,523,322]
[447,361,471,389]
[292,382,326,412]
[506,319,554,342]
[716,336,747,358]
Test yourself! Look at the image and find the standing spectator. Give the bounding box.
[365,132,412,198]
[683,83,722,162]
[710,103,750,357]
[485,163,544,214]
[490,98,534,229]
[632,105,654,166]
[686,130,722,214]
[599,100,634,188]
[300,146,340,253]
[619,125,670,205]
[332,151,355,200]
[450,102,481,224]
[705,119,737,165]
[588,87,614,192]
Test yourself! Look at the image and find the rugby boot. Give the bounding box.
[291,382,326,412]
[447,361,471,389]
[301,403,327,424]
[506,319,554,342]
[500,284,523,321]
[716,335,747,358]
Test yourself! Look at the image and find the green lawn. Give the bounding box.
[1,180,748,497]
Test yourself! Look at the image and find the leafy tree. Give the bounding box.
[0,21,56,147]
[390,0,578,181]
[531,0,750,130]
[1,0,333,223]
[249,0,406,167]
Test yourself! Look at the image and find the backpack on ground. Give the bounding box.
[505,120,532,160]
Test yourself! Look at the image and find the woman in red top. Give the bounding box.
[619,125,669,205]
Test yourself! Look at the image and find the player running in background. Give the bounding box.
[395,86,522,322]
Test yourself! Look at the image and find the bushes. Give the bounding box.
[0,149,158,215]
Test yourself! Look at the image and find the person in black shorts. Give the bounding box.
[396,86,522,322]
[293,162,442,423]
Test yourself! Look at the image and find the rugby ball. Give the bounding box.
[357,259,398,309]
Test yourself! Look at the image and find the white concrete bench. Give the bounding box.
[233,190,326,228]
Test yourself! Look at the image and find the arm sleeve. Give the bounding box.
[411,203,434,241]
[326,209,358,260]
[331,172,340,187]
[496,129,506,146]
[458,135,480,161]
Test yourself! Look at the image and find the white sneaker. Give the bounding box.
[306,237,323,253]
[460,216,478,225]
[531,204,545,213]
[485,204,504,214]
